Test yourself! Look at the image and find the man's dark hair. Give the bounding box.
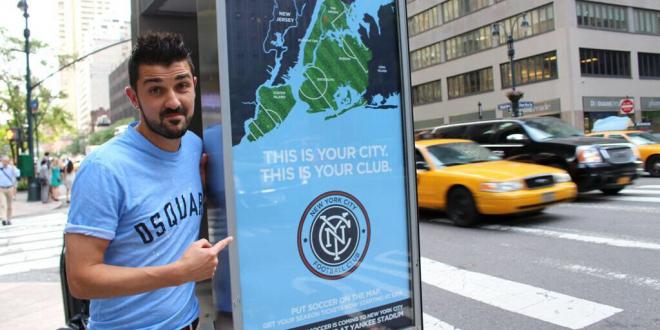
[128,32,195,91]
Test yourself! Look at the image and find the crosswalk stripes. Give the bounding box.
[0,212,67,277]
[420,257,622,329]
[609,185,660,203]
[605,196,660,203]
[563,184,660,206]
[481,224,660,250]
[633,185,660,189]
[537,258,660,292]
[617,189,660,195]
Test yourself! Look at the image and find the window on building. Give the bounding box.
[634,8,660,35]
[580,48,631,77]
[446,3,554,62]
[639,52,660,79]
[493,4,555,45]
[411,42,442,70]
[408,6,440,36]
[447,67,493,99]
[576,1,627,32]
[441,0,492,23]
[501,51,558,88]
[444,26,492,61]
[413,80,443,105]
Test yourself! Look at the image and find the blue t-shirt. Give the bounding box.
[0,164,18,187]
[65,123,203,330]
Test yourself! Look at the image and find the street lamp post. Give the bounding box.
[478,102,483,120]
[491,14,530,118]
[17,0,39,202]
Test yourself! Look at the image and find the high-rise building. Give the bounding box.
[408,0,660,132]
[57,0,130,133]
[108,58,136,125]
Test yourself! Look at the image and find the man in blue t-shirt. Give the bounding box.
[64,32,233,330]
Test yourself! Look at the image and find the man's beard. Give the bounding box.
[138,100,192,139]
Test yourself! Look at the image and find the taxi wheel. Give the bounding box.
[647,156,660,177]
[600,187,624,195]
[447,187,479,227]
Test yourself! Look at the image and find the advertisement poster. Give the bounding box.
[220,0,418,328]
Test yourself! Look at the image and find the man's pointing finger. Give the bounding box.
[210,236,234,255]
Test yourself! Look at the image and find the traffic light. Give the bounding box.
[5,128,21,142]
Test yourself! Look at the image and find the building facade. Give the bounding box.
[57,0,131,134]
[108,58,136,124]
[407,0,660,132]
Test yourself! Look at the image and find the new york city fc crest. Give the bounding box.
[297,191,370,280]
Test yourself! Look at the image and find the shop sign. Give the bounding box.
[641,97,660,111]
[583,97,627,112]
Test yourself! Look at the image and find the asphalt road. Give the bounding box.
[419,176,660,330]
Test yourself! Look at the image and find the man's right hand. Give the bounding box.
[176,237,234,283]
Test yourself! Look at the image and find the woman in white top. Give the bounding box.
[61,158,75,203]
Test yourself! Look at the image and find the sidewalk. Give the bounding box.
[11,190,67,219]
[1,190,69,330]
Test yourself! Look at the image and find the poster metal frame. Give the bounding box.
[216,0,422,328]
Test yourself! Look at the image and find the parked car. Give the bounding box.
[586,130,660,177]
[429,117,642,194]
[415,139,577,226]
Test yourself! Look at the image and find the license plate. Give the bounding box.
[617,177,631,185]
[541,192,555,203]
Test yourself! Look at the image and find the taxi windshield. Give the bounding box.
[522,117,584,140]
[426,142,500,167]
[627,132,659,145]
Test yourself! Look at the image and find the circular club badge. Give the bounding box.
[298,191,370,280]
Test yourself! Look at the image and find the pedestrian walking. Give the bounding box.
[50,158,62,202]
[38,158,50,203]
[62,157,75,203]
[64,32,232,330]
[0,155,19,225]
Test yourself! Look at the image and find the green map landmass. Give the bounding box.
[247,0,372,142]
[248,85,295,140]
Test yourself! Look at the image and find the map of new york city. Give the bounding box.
[228,0,400,144]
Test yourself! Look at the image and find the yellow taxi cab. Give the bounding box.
[415,139,577,226]
[586,130,660,177]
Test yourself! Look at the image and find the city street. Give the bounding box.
[1,178,660,329]
[420,176,660,330]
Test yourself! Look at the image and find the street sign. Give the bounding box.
[620,98,634,114]
[497,101,534,112]
[30,99,39,112]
